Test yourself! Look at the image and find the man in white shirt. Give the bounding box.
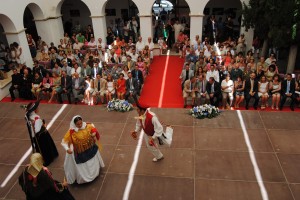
[130,48,139,62]
[88,37,97,51]
[73,40,81,50]
[135,36,145,53]
[221,73,234,109]
[97,38,106,49]
[173,20,184,43]
[192,35,200,51]
[206,64,219,83]
[146,37,154,60]
[71,63,82,77]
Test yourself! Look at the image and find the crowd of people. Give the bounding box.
[180,33,300,110]
[1,14,299,111]
[5,25,157,105]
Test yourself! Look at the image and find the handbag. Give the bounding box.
[161,126,173,147]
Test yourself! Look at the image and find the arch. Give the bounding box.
[202,0,243,42]
[25,3,45,20]
[103,0,140,21]
[0,14,17,32]
[60,0,92,35]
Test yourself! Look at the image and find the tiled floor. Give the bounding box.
[0,102,299,200]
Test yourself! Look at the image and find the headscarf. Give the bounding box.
[27,153,44,177]
[70,115,87,132]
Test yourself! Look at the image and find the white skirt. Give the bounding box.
[64,150,105,184]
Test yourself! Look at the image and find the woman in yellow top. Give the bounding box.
[61,115,105,184]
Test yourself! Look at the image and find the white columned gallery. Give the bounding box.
[0,0,255,67]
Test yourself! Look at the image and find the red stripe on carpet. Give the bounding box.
[138,56,184,108]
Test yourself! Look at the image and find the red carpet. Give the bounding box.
[138,56,184,108]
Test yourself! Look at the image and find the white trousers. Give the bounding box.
[143,134,163,159]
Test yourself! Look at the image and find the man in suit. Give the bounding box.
[124,55,136,71]
[244,72,259,110]
[9,68,22,101]
[125,71,139,102]
[90,61,102,79]
[32,60,47,78]
[132,64,144,86]
[80,62,92,78]
[92,73,107,104]
[179,63,194,89]
[195,74,208,105]
[206,77,221,107]
[58,70,72,104]
[280,73,296,111]
[61,53,72,67]
[72,72,86,104]
[61,60,72,76]
[183,76,197,108]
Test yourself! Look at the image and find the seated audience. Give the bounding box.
[280,73,296,111]
[234,76,245,108]
[258,75,269,109]
[183,76,197,108]
[106,74,115,102]
[48,72,62,103]
[58,70,72,104]
[125,71,139,101]
[221,73,234,109]
[269,74,281,110]
[116,73,126,100]
[93,73,107,104]
[9,68,22,102]
[206,77,221,107]
[41,72,53,101]
[72,72,86,104]
[245,72,259,110]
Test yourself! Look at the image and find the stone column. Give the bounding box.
[4,28,33,66]
[190,14,204,42]
[91,15,107,43]
[34,16,64,46]
[139,15,153,42]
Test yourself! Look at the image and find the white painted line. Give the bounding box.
[237,110,269,200]
[158,50,170,108]
[0,104,68,188]
[122,130,144,200]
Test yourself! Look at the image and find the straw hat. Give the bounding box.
[27,153,44,177]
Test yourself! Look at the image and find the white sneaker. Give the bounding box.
[152,156,164,162]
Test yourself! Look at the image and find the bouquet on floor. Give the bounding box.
[189,104,220,119]
[107,99,133,112]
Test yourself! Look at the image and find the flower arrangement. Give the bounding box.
[107,99,133,112]
[189,104,220,119]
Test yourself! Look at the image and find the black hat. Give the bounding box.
[26,100,40,115]
[136,101,149,111]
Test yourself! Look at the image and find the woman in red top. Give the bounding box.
[223,51,232,67]
[116,73,126,99]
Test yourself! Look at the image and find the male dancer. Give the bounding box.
[131,103,164,162]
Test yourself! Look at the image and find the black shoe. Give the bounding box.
[245,105,249,110]
[290,107,294,111]
[184,104,187,108]
[254,107,257,110]
[11,97,15,102]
